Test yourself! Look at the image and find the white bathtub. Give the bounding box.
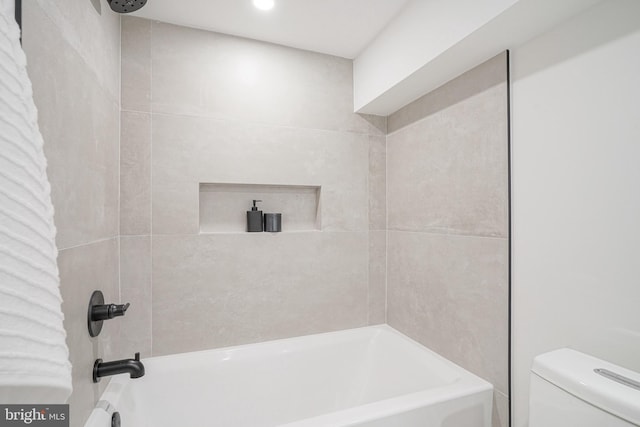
[85,325,493,427]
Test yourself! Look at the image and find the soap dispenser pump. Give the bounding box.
[247,199,263,232]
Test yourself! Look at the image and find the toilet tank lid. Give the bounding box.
[532,348,640,425]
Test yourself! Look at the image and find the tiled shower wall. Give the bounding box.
[119,22,509,425]
[119,17,387,356]
[386,53,510,427]
[23,1,121,426]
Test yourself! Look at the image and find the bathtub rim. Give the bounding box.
[85,324,493,427]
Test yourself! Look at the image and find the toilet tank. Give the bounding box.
[529,348,640,427]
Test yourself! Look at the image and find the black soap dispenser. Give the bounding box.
[247,199,263,232]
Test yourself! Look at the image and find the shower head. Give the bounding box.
[107,0,147,13]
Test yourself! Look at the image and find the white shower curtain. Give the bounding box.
[0,0,72,403]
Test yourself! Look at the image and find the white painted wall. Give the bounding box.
[354,0,603,115]
[354,0,517,112]
[511,0,640,425]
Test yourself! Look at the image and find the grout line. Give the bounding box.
[142,110,386,139]
[57,236,117,252]
[117,15,122,306]
[366,153,370,326]
[384,120,388,325]
[117,236,121,304]
[384,227,388,324]
[387,228,508,240]
[149,19,153,357]
[120,108,152,115]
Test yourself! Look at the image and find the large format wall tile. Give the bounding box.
[151,114,369,234]
[493,390,510,427]
[368,135,387,230]
[118,17,384,360]
[387,231,509,394]
[387,53,508,134]
[385,53,509,424]
[368,230,386,324]
[121,17,151,113]
[150,22,385,136]
[25,3,119,250]
[387,72,508,238]
[152,232,369,355]
[32,0,120,101]
[119,236,152,357]
[57,239,119,427]
[120,111,151,235]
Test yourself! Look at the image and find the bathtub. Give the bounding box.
[85,325,493,427]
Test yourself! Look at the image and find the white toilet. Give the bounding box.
[529,348,640,426]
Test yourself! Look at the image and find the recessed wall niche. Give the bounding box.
[199,183,321,233]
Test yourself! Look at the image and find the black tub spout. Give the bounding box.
[93,352,145,383]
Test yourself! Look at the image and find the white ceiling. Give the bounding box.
[131,0,410,59]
